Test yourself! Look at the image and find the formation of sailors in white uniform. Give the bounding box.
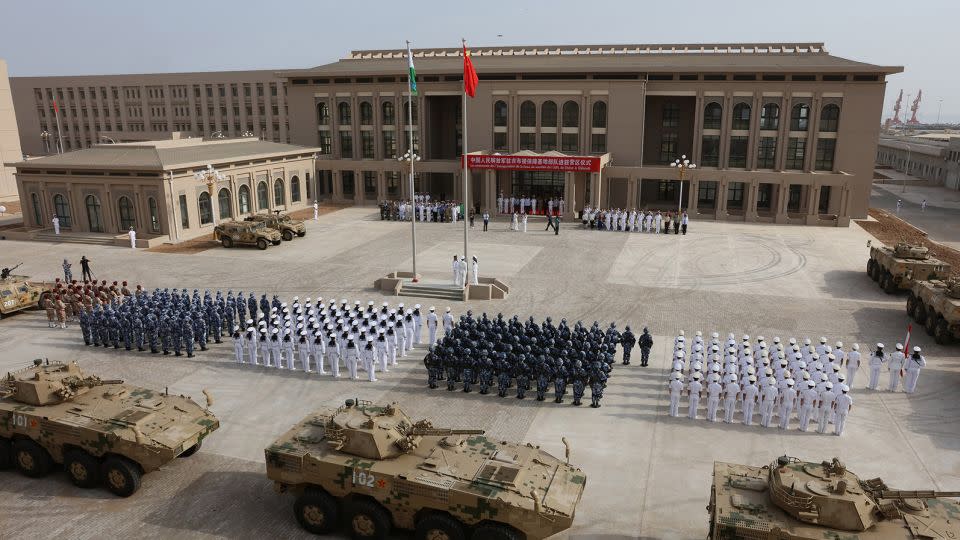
[580,206,689,234]
[665,331,856,435]
[496,193,564,216]
[229,297,456,383]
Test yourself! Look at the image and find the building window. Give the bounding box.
[381,101,395,125]
[31,193,42,227]
[360,102,373,125]
[786,137,806,169]
[757,184,773,210]
[820,104,840,132]
[286,176,299,203]
[383,131,397,158]
[592,101,607,128]
[339,132,353,158]
[386,171,400,197]
[257,181,269,210]
[659,133,678,164]
[361,131,374,158]
[657,180,677,201]
[591,133,607,153]
[697,180,717,209]
[239,185,250,214]
[815,138,837,170]
[541,101,557,127]
[342,171,355,196]
[662,103,680,128]
[701,135,720,167]
[218,188,231,220]
[727,182,745,209]
[519,133,536,151]
[561,133,578,153]
[520,101,536,127]
[363,171,377,197]
[790,104,810,131]
[818,186,832,213]
[198,192,213,225]
[318,130,332,154]
[540,132,557,152]
[562,101,579,128]
[403,100,418,125]
[338,102,351,125]
[757,137,777,169]
[731,103,751,131]
[494,100,508,127]
[179,194,189,228]
[53,194,71,228]
[760,103,780,130]
[493,132,507,151]
[118,196,136,230]
[703,103,722,130]
[83,195,103,232]
[274,179,285,207]
[317,102,329,125]
[148,197,160,233]
[728,136,748,167]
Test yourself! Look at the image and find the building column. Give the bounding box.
[354,170,363,205]
[805,183,820,224]
[716,178,727,216]
[804,92,822,172]
[775,95,792,171]
[747,93,761,170]
[564,172,577,220]
[626,177,637,209]
[744,180,759,221]
[692,91,704,164]
[688,178,699,215]
[719,92,732,169]
[775,182,790,223]
[332,170,344,201]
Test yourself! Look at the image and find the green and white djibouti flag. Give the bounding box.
[407,43,418,96]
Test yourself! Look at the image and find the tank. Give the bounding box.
[244,211,306,241]
[708,456,960,539]
[908,279,960,344]
[0,360,219,496]
[265,399,587,540]
[0,265,53,319]
[867,242,951,294]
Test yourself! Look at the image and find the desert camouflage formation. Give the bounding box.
[244,212,306,241]
[908,279,960,344]
[868,242,951,293]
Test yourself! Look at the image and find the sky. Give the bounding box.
[2,0,957,123]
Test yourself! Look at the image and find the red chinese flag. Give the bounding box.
[463,44,478,98]
[53,99,59,113]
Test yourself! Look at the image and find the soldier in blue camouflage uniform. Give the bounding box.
[571,359,586,406]
[182,315,195,358]
[589,361,608,408]
[192,311,207,351]
[620,325,636,365]
[79,310,92,345]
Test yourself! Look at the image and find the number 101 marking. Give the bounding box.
[352,469,375,488]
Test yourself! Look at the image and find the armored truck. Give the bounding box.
[244,212,305,241]
[867,242,950,294]
[0,360,219,496]
[265,399,586,540]
[213,220,282,249]
[908,279,960,344]
[0,272,51,319]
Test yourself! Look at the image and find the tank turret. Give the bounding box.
[893,242,929,260]
[2,360,123,406]
[945,279,960,299]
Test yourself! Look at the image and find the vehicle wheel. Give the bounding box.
[906,294,916,317]
[13,439,52,478]
[101,456,142,497]
[257,239,268,250]
[934,319,953,345]
[294,488,338,534]
[272,240,282,246]
[870,262,880,281]
[64,449,101,488]
[866,259,875,277]
[914,300,927,323]
[877,272,887,291]
[471,523,522,540]
[415,513,466,540]
[0,438,11,470]
[883,272,898,294]
[282,230,294,241]
[179,441,201,458]
[925,308,938,336]
[221,237,233,248]
[345,498,391,540]
[297,231,306,237]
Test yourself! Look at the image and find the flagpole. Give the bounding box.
[461,39,470,289]
[406,40,418,282]
[53,101,64,154]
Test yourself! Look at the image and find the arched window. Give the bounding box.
[53,194,71,228]
[359,102,373,125]
[291,175,301,203]
[198,192,213,225]
[305,172,312,201]
[403,100,418,125]
[117,196,135,230]
[732,103,751,130]
[703,102,722,130]
[541,101,557,127]
[274,178,285,207]
[239,184,251,214]
[337,102,351,125]
[760,103,780,130]
[316,102,329,125]
[85,195,103,232]
[820,104,840,132]
[791,104,810,131]
[257,181,269,210]
[562,101,579,127]
[493,100,508,127]
[148,197,160,233]
[592,101,607,129]
[382,102,395,125]
[218,188,231,220]
[519,101,536,127]
[31,193,42,227]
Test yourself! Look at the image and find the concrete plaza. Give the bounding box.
[0,207,957,539]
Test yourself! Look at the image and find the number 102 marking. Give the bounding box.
[352,469,375,488]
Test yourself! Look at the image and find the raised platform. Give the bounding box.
[1,227,165,248]
[374,271,510,301]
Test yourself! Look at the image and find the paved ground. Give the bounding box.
[0,207,958,540]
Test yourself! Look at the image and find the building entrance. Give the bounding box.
[511,171,565,201]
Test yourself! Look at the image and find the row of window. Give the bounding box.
[31,193,160,234]
[317,101,415,127]
[696,135,836,170]
[36,83,284,104]
[702,102,839,132]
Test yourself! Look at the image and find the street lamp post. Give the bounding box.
[669,155,696,216]
[40,131,51,154]
[398,151,421,282]
[903,145,911,193]
[194,164,225,226]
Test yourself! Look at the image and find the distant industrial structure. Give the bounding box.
[876,131,960,190]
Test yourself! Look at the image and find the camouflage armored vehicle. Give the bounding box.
[867,242,951,294]
[213,220,282,249]
[244,211,306,241]
[908,279,960,344]
[0,360,219,497]
[265,399,586,540]
[0,265,53,319]
[708,455,960,539]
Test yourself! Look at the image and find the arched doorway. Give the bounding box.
[53,194,72,228]
[238,184,251,214]
[291,176,301,203]
[257,181,269,210]
[218,188,232,220]
[148,197,161,233]
[274,178,285,207]
[117,196,136,230]
[85,195,103,232]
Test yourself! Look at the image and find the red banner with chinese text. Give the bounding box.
[464,154,601,172]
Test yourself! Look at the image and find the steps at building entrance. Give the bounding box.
[34,232,117,246]
[397,282,464,301]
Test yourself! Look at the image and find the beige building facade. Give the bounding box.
[875,135,959,189]
[11,137,319,242]
[283,43,901,226]
[9,70,291,157]
[0,59,24,200]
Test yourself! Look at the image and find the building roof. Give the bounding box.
[10,139,319,171]
[280,43,902,78]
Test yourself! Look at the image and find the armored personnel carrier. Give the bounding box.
[0,360,219,496]
[265,399,586,540]
[0,264,53,319]
[214,220,282,249]
[867,242,950,294]
[908,279,960,344]
[708,456,960,539]
[244,211,306,241]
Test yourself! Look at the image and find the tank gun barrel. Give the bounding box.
[409,428,485,436]
[877,490,960,499]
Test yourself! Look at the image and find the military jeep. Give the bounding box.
[213,220,282,250]
[244,212,306,241]
[0,271,52,319]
